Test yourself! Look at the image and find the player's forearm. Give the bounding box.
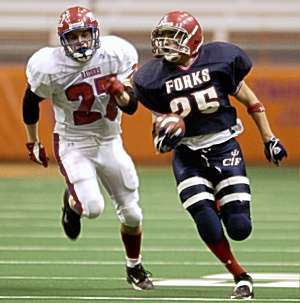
[114,86,138,115]
[25,123,39,142]
[114,90,131,107]
[249,112,274,143]
[22,85,45,143]
[235,81,274,142]
[105,77,137,114]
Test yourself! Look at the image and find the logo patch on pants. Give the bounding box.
[223,149,242,166]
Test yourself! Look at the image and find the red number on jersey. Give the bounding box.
[65,82,102,125]
[65,76,119,125]
[94,77,118,121]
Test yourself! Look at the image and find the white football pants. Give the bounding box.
[53,134,143,227]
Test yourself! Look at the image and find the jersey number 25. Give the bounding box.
[170,86,220,117]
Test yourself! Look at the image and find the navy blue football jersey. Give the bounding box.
[133,42,252,137]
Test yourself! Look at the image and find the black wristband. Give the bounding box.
[117,86,138,115]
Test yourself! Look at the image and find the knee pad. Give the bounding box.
[221,201,252,241]
[72,177,104,218]
[188,201,223,243]
[117,203,143,227]
[84,197,105,219]
[225,214,252,240]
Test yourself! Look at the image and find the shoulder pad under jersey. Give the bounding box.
[26,47,64,98]
[100,36,138,78]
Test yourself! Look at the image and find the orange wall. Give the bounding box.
[0,65,299,165]
[234,66,300,165]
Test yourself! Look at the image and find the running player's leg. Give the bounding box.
[213,139,254,299]
[173,142,253,299]
[54,134,105,239]
[98,136,153,290]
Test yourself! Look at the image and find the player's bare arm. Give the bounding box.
[234,81,274,143]
[235,81,287,165]
[25,123,39,142]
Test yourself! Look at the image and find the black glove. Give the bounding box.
[264,137,287,165]
[154,128,183,153]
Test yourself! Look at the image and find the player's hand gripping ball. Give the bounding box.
[153,113,185,153]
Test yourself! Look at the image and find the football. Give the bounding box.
[155,113,185,138]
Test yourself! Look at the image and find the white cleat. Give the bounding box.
[231,273,254,300]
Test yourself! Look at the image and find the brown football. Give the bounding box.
[155,113,186,137]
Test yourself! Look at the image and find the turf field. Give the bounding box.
[0,165,299,302]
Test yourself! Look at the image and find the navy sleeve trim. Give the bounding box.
[117,86,138,115]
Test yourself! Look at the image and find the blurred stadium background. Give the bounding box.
[0,0,299,165]
[0,1,299,302]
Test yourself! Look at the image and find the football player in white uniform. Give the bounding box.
[22,6,153,290]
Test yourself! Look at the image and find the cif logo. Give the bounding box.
[223,149,242,166]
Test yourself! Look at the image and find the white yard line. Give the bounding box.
[154,273,300,288]
[0,245,298,253]
[0,276,124,280]
[0,260,298,266]
[0,296,298,302]
[0,273,298,288]
[0,234,298,240]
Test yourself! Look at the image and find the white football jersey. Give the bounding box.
[26,36,138,138]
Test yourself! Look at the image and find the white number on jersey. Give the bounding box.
[169,86,220,117]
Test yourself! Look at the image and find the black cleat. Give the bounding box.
[126,263,154,290]
[61,189,81,240]
[231,273,254,299]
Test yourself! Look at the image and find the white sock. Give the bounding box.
[126,255,142,268]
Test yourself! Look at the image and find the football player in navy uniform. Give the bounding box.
[133,11,287,299]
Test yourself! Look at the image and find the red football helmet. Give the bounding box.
[151,11,203,62]
[57,6,99,62]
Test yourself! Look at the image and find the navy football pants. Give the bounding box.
[172,138,252,243]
